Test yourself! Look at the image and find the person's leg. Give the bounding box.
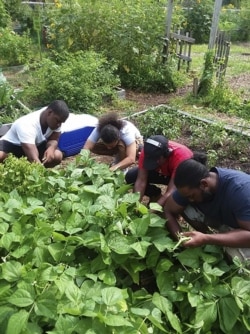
[38,142,63,168]
[181,205,210,233]
[0,140,24,162]
[125,168,169,198]
[115,140,126,162]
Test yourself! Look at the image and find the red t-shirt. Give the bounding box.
[138,140,193,177]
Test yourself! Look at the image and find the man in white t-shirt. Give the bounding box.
[83,111,143,171]
[0,100,69,167]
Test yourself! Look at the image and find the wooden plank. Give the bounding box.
[170,33,195,43]
[177,54,192,62]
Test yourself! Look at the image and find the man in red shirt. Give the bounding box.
[125,135,201,207]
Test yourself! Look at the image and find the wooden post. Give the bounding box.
[193,78,199,96]
[208,0,223,49]
[165,0,174,39]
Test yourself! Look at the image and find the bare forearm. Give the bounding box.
[165,214,182,240]
[182,229,250,248]
[203,229,250,248]
[110,156,135,171]
[46,140,58,150]
[134,181,146,201]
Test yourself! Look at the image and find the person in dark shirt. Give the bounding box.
[164,159,250,248]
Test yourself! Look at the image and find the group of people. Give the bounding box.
[1,99,250,255]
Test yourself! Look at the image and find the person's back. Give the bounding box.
[83,111,142,171]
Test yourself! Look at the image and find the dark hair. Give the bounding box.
[100,124,120,143]
[174,159,209,188]
[98,112,124,131]
[193,151,207,166]
[48,100,69,119]
[97,111,124,143]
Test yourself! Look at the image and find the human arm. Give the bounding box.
[83,138,95,151]
[110,141,136,171]
[164,193,185,240]
[157,177,176,207]
[181,220,250,248]
[133,168,148,201]
[41,132,60,164]
[83,128,99,151]
[21,143,41,163]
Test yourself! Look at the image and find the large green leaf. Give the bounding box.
[1,261,23,282]
[218,296,240,332]
[231,276,250,300]
[129,216,150,236]
[195,301,217,332]
[6,309,29,334]
[101,314,132,327]
[0,221,9,234]
[101,287,127,306]
[35,291,58,319]
[0,232,20,251]
[152,293,182,333]
[8,288,35,307]
[107,232,134,254]
[176,248,201,268]
[130,240,151,257]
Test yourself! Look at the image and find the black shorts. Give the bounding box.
[0,140,47,160]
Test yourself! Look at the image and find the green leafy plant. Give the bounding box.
[181,0,214,44]
[43,0,181,92]
[0,27,32,66]
[134,106,250,167]
[21,50,120,113]
[0,152,250,333]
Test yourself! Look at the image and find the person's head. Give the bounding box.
[100,124,120,149]
[98,112,124,149]
[46,100,69,130]
[143,135,172,170]
[174,159,214,203]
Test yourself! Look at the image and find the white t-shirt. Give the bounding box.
[88,120,141,146]
[2,107,61,146]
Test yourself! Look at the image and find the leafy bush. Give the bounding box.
[181,0,214,44]
[220,3,250,42]
[0,28,32,66]
[0,153,250,333]
[0,0,11,28]
[21,50,120,113]
[43,0,180,92]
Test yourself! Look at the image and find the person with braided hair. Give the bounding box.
[83,111,143,171]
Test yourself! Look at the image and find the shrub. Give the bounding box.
[181,0,214,44]
[0,28,32,66]
[43,0,179,92]
[0,0,11,28]
[21,50,120,113]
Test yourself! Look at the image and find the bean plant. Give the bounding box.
[0,153,250,333]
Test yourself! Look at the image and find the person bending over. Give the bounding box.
[125,135,205,207]
[83,111,142,171]
[0,100,69,168]
[164,159,250,249]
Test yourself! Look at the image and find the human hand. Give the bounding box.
[42,148,54,164]
[180,231,207,248]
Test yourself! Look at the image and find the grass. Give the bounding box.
[190,42,250,77]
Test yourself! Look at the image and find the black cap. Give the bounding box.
[143,135,169,170]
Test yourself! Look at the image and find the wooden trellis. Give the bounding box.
[214,31,231,79]
[171,31,195,72]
